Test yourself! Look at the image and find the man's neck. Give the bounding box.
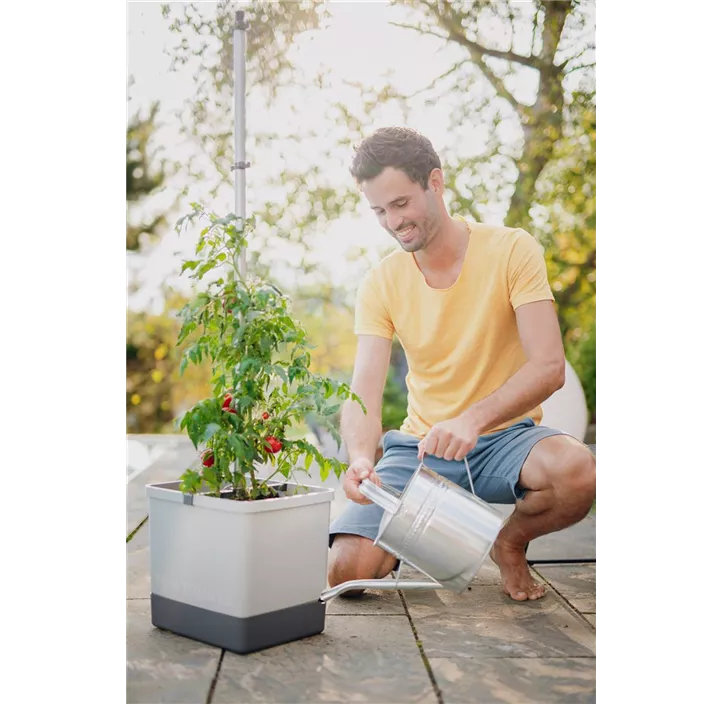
[414,216,469,273]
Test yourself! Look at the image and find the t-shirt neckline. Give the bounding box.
[411,217,472,292]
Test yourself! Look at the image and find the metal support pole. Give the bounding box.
[231,11,250,485]
[233,10,249,279]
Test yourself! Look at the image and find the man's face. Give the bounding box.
[361,167,442,253]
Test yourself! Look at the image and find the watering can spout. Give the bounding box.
[319,577,442,603]
[359,479,399,513]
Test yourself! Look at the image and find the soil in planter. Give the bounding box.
[219,485,283,501]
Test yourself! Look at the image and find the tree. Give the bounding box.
[160,2,363,287]
[349,1,596,407]
[127,92,196,433]
[126,100,170,251]
[161,1,330,195]
[160,0,596,413]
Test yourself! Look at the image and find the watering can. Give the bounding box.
[319,461,505,602]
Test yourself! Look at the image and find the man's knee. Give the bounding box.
[524,436,596,499]
[327,534,396,587]
[562,443,597,501]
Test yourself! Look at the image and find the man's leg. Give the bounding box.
[327,535,399,596]
[491,434,596,601]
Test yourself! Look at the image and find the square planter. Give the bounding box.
[146,479,335,654]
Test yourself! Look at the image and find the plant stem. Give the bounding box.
[248,463,257,494]
[264,469,283,484]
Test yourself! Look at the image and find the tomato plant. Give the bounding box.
[174,204,365,500]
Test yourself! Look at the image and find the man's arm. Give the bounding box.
[340,335,392,501]
[465,300,565,433]
[342,334,392,464]
[418,300,565,460]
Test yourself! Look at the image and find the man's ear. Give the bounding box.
[427,168,444,194]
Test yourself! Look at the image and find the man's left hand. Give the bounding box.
[417,413,479,461]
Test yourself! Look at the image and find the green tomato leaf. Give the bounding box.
[202,423,221,442]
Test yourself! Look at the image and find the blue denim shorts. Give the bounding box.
[329,418,564,547]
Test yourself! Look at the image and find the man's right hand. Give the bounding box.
[343,457,381,504]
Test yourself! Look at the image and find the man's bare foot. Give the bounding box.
[490,538,546,601]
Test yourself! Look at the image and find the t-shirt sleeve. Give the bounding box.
[507,230,555,310]
[354,269,395,339]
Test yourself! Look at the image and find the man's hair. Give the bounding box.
[350,126,442,189]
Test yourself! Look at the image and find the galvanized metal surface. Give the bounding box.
[360,465,504,593]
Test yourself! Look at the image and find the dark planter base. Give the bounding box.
[150,593,327,654]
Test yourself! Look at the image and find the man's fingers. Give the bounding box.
[344,479,371,504]
[418,441,430,460]
[420,425,476,461]
[443,438,462,461]
[431,431,451,458]
[344,465,381,503]
[360,469,382,487]
[424,434,439,458]
[453,443,473,461]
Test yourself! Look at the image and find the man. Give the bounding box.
[329,126,595,601]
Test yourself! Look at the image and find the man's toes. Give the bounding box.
[504,581,546,601]
[528,584,546,600]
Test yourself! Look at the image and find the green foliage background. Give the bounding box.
[127,0,596,435]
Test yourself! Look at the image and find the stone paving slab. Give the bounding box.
[120,545,128,704]
[120,545,128,612]
[527,515,595,562]
[126,599,221,704]
[120,486,128,537]
[429,655,596,703]
[398,559,503,587]
[404,585,595,660]
[127,518,150,599]
[534,564,596,614]
[325,588,406,615]
[212,615,437,703]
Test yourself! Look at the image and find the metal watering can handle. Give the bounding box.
[360,456,476,508]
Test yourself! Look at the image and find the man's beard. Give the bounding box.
[390,212,439,253]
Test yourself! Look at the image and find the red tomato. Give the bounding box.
[264,436,282,454]
[222,394,237,415]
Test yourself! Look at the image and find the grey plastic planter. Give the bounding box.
[146,479,335,654]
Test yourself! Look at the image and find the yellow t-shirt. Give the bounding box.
[354,220,555,438]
